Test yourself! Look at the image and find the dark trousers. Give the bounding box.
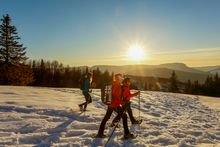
[98,106,130,135]
[112,102,136,124]
[79,91,92,110]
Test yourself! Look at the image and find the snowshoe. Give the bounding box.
[82,108,87,111]
[78,105,83,111]
[132,119,142,125]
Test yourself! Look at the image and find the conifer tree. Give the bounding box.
[185,80,192,94]
[0,14,33,85]
[168,71,179,92]
[0,14,27,64]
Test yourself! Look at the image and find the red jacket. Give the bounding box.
[110,81,125,108]
[123,83,139,101]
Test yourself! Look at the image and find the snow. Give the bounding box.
[0,86,220,147]
[199,95,220,110]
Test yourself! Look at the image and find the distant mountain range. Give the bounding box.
[194,65,220,73]
[87,63,220,83]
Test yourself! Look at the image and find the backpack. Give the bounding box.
[101,82,124,105]
[79,76,86,90]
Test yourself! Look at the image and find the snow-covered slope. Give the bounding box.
[0,86,220,147]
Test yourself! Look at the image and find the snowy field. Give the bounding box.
[0,86,220,147]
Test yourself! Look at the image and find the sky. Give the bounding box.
[0,0,220,67]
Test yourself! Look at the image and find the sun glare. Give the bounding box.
[128,44,145,61]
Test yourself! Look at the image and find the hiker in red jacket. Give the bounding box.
[97,74,135,139]
[111,77,141,126]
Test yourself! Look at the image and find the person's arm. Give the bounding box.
[123,85,139,99]
[124,89,131,100]
[130,91,140,97]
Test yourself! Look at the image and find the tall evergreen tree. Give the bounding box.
[0,14,27,64]
[192,80,201,94]
[214,73,219,82]
[169,71,179,93]
[0,14,33,85]
[93,67,102,88]
[102,70,111,84]
[185,80,192,94]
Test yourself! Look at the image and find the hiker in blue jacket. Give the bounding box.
[78,72,93,111]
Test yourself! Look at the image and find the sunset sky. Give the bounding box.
[0,0,220,67]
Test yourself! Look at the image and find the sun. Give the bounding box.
[128,44,145,61]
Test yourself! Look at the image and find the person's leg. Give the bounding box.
[84,92,92,110]
[118,107,130,135]
[111,105,127,126]
[79,92,89,110]
[82,92,91,110]
[121,106,136,139]
[111,107,121,126]
[84,92,92,103]
[87,93,92,103]
[126,102,137,123]
[112,106,129,134]
[97,106,113,136]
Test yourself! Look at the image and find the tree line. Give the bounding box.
[27,59,112,88]
[169,71,220,97]
[184,74,220,97]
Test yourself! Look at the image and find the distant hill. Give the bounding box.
[90,63,210,83]
[194,65,220,73]
[210,68,220,74]
[157,63,206,74]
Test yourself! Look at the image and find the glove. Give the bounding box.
[136,91,140,96]
[125,100,130,107]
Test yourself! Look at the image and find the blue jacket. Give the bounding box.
[83,78,91,93]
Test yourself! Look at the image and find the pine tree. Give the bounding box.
[169,71,179,93]
[214,73,219,82]
[0,14,33,85]
[193,80,201,95]
[102,70,111,84]
[0,14,27,65]
[185,80,192,94]
[93,67,102,88]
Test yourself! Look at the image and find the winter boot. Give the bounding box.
[96,133,107,138]
[124,133,136,139]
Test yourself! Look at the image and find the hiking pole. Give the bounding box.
[135,80,143,138]
[138,90,141,122]
[104,121,117,147]
[134,80,142,121]
[138,89,141,137]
